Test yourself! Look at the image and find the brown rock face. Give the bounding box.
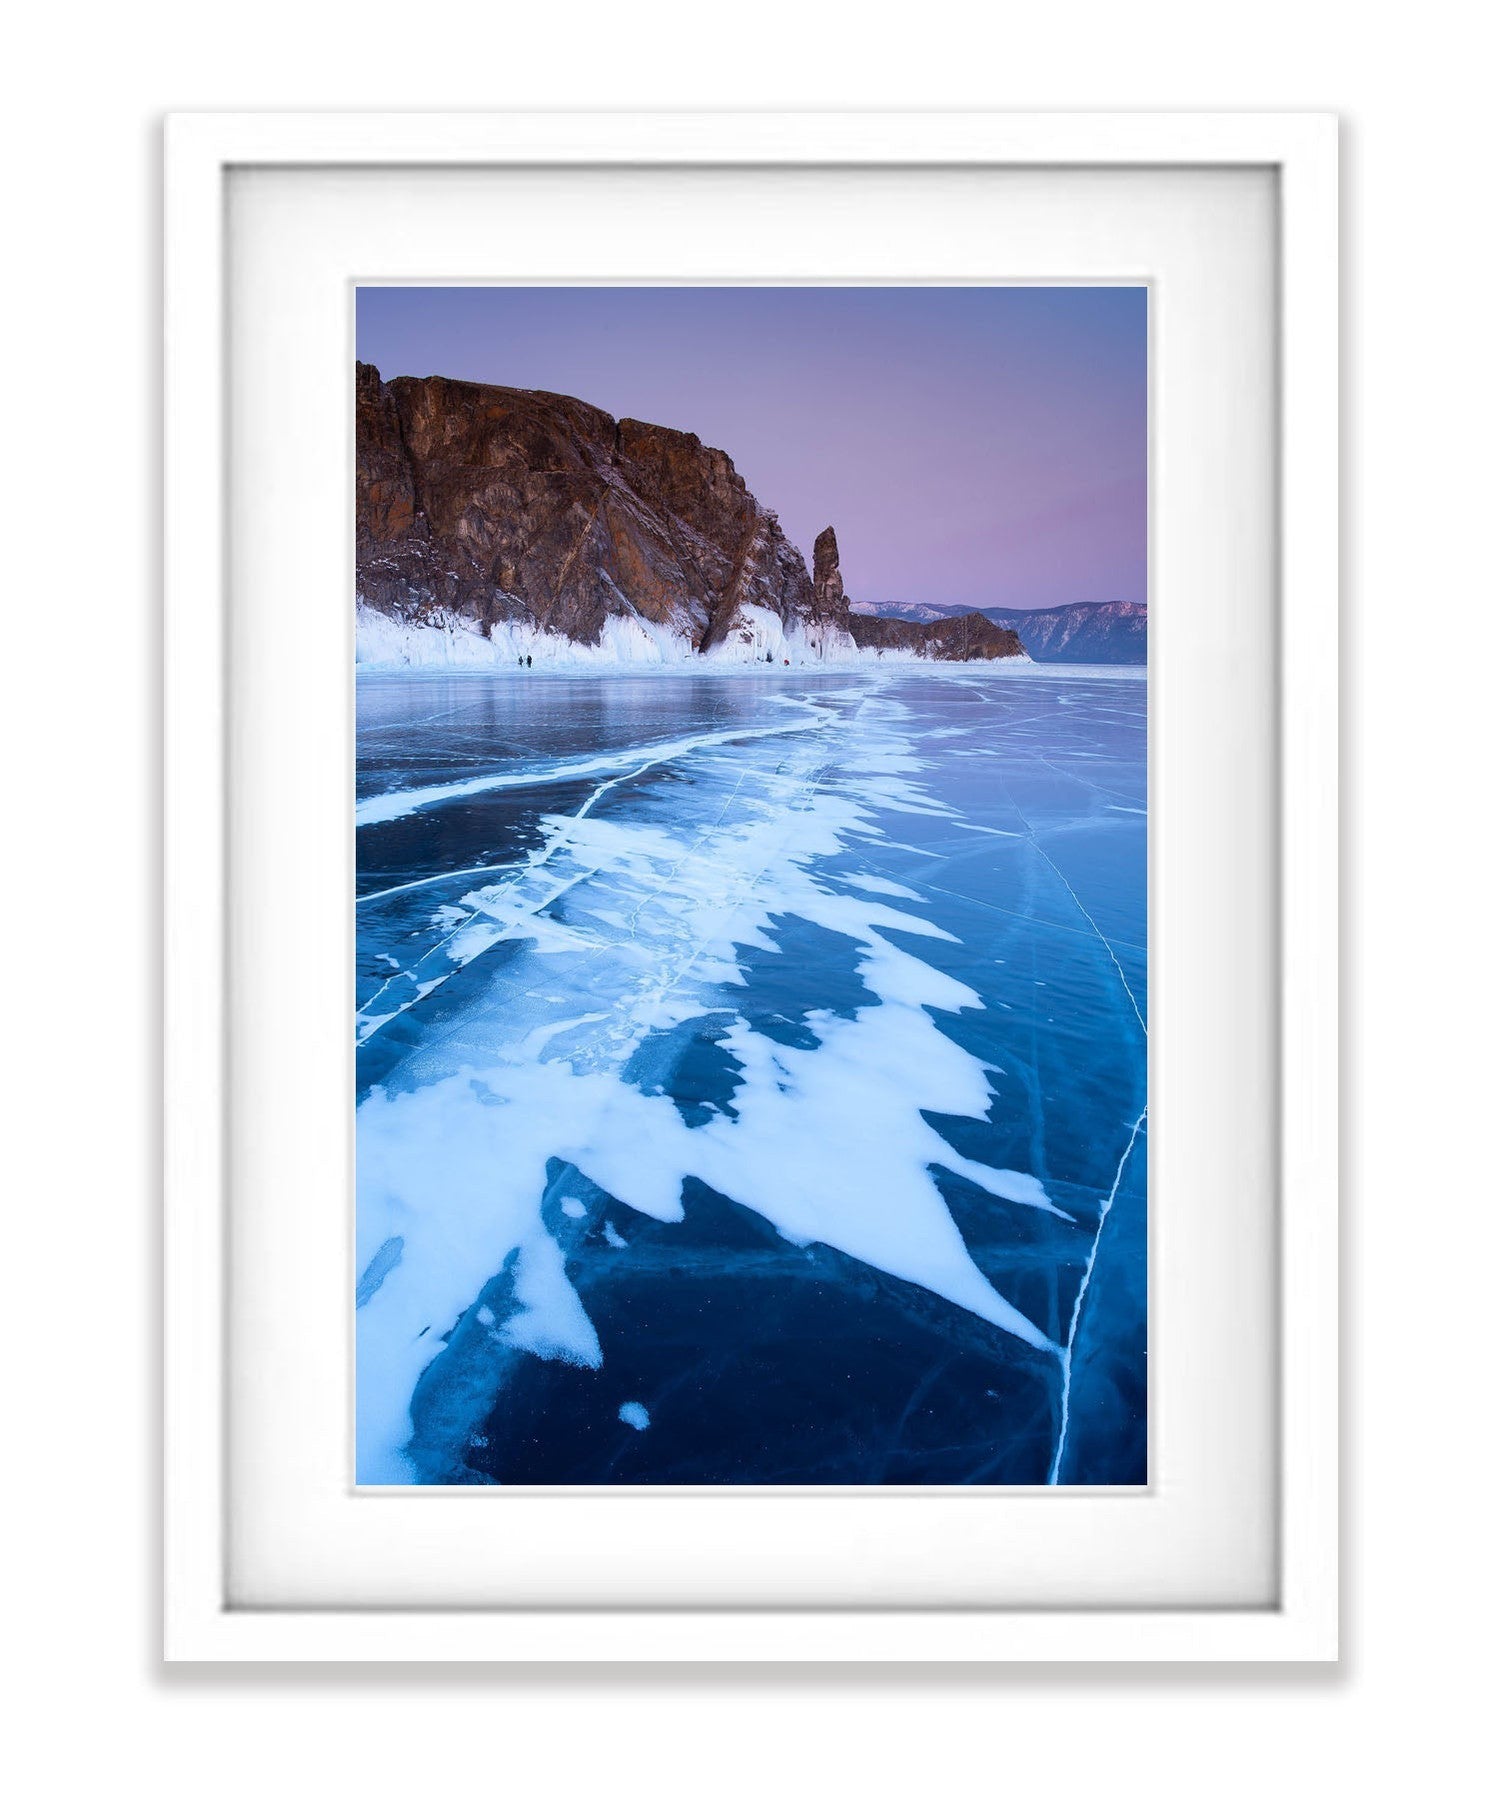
[847,610,1025,662]
[356,361,420,547]
[356,363,824,650]
[812,525,846,620]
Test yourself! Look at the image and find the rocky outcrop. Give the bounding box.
[813,525,845,618]
[847,611,1025,662]
[852,597,1146,664]
[826,524,1021,660]
[356,362,843,655]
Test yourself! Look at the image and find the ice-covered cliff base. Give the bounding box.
[355,603,1030,673]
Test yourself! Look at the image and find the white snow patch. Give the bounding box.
[356,601,692,672]
[841,873,924,902]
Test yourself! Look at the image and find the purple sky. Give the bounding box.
[357,286,1145,611]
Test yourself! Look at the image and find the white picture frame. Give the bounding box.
[164,111,1338,1663]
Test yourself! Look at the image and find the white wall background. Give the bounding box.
[2,4,1491,1791]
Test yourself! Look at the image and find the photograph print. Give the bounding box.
[353,285,1147,1486]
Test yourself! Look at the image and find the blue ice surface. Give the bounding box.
[355,667,1146,1485]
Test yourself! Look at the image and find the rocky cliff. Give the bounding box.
[356,363,854,660]
[356,366,1029,668]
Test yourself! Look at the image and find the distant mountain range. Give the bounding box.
[851,600,1146,664]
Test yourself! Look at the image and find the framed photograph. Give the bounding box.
[164,112,1338,1661]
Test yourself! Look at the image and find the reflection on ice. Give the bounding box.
[355,669,1147,1485]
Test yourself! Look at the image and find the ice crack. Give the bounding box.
[1046,1105,1147,1485]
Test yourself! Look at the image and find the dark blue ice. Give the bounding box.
[355,669,1146,1485]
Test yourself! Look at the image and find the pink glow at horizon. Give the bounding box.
[356,286,1145,612]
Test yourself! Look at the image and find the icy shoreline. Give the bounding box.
[355,602,1141,679]
[355,600,870,672]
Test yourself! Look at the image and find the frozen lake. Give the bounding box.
[355,667,1147,1484]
